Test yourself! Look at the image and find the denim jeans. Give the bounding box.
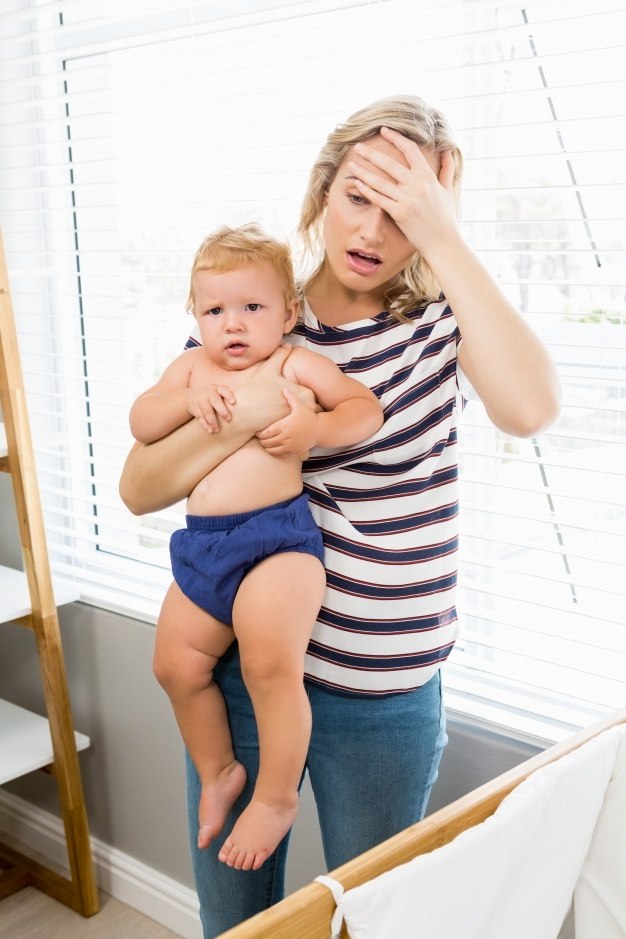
[186,644,447,938]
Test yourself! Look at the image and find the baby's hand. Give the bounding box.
[256,388,318,459]
[187,385,236,433]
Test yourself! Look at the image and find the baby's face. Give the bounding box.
[193,261,298,371]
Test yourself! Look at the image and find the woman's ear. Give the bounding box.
[323,189,329,206]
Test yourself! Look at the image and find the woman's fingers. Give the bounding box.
[379,125,426,160]
[349,134,441,212]
[348,161,398,205]
[366,127,437,173]
[352,141,409,184]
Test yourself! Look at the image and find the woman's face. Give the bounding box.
[321,133,436,302]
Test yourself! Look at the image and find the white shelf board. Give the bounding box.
[0,698,90,785]
[0,565,80,625]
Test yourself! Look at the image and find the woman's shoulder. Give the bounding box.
[395,294,450,322]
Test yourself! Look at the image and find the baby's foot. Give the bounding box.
[218,798,298,871]
[198,761,247,850]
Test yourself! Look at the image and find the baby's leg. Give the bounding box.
[218,552,326,871]
[154,581,246,849]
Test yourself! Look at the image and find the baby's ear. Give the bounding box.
[283,297,300,333]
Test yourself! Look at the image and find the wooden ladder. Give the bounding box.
[0,232,99,916]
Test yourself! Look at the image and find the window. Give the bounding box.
[1,0,625,742]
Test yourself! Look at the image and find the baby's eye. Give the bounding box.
[245,303,262,312]
[207,307,222,316]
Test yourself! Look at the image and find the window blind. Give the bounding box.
[1,0,624,742]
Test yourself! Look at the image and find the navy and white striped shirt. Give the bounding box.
[294,299,462,695]
[187,296,463,695]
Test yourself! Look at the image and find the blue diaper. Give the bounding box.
[170,492,325,626]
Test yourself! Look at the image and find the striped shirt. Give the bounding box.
[295,299,462,695]
[187,297,463,695]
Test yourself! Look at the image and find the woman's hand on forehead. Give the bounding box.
[359,126,443,179]
[346,126,458,256]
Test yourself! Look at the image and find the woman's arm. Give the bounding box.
[120,417,249,515]
[348,128,561,436]
[427,235,561,437]
[119,346,302,514]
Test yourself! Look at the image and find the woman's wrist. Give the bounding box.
[232,379,286,435]
[420,224,467,277]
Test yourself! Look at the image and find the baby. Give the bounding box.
[129,223,383,870]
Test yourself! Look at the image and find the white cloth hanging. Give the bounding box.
[574,726,626,939]
[317,725,625,939]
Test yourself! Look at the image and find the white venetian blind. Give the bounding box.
[0,0,624,740]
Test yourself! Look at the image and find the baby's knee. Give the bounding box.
[153,650,212,697]
[242,654,301,693]
[152,650,177,692]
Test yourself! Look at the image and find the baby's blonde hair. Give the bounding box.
[187,223,298,313]
[297,94,464,319]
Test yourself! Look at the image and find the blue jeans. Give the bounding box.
[186,645,447,938]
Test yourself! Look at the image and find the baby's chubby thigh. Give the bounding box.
[154,579,235,698]
[232,550,326,684]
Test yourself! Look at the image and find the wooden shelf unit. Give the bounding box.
[0,699,90,788]
[0,233,99,916]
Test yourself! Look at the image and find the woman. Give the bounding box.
[119,95,560,937]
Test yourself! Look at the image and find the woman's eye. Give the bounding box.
[246,303,262,312]
[349,192,368,206]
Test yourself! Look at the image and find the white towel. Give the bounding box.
[329,725,624,939]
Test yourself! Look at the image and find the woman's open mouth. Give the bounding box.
[346,250,382,275]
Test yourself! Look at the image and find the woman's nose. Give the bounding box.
[359,206,386,245]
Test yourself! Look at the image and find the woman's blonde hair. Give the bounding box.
[187,222,298,313]
[297,95,464,320]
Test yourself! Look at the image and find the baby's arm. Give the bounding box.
[129,350,235,443]
[120,346,316,514]
[257,348,383,457]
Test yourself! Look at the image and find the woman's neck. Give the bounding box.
[305,266,385,326]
